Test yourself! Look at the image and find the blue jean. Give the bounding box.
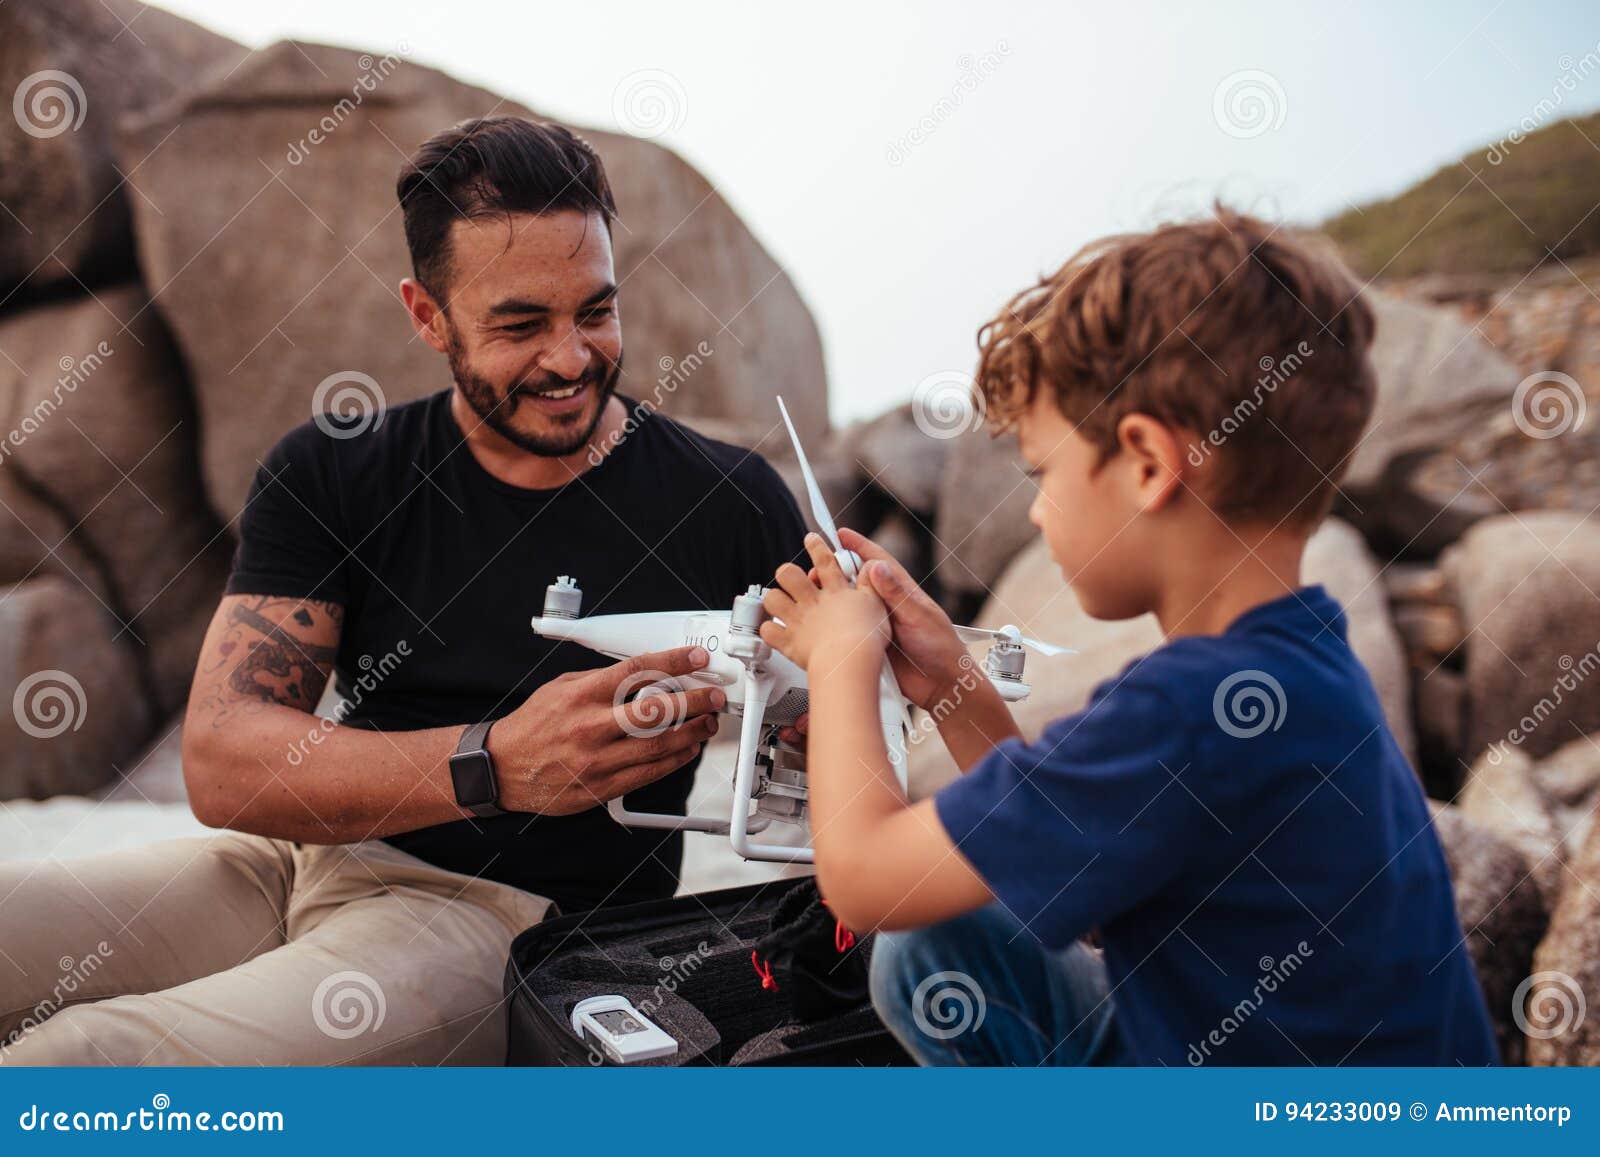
[869,904,1134,1066]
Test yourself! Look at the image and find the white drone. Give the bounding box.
[530,398,1072,862]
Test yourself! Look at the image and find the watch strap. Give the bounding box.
[451,719,504,817]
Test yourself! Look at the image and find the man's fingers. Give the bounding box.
[605,743,706,798]
[774,562,816,603]
[600,713,718,773]
[601,645,711,693]
[616,685,724,734]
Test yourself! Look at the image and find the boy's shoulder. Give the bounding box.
[1049,585,1370,764]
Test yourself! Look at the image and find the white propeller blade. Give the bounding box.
[954,623,1076,656]
[777,396,841,551]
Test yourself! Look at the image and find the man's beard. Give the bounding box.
[449,341,621,458]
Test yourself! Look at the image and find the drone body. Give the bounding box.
[528,398,1070,863]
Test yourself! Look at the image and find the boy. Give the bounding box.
[759,209,1497,1066]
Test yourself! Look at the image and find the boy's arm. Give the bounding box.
[806,644,993,932]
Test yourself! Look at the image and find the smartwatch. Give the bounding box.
[450,719,506,817]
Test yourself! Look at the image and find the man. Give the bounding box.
[0,116,807,1065]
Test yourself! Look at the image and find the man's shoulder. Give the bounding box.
[631,403,796,505]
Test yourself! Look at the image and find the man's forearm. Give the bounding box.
[183,703,468,842]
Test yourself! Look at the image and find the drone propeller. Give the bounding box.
[777,396,859,575]
[954,623,1075,656]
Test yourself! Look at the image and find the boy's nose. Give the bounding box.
[1027,491,1046,530]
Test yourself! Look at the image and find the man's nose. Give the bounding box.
[539,326,593,380]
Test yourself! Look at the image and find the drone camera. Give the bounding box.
[543,576,583,620]
[984,639,1027,683]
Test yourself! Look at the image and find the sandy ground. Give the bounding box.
[0,731,810,897]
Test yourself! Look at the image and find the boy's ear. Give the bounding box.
[1114,413,1187,515]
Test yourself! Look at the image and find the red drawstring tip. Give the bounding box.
[835,920,856,953]
[751,950,778,991]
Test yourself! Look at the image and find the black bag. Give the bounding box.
[504,877,909,1066]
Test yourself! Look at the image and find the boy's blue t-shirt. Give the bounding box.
[934,585,1498,1067]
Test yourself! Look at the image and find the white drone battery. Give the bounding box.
[570,995,678,1065]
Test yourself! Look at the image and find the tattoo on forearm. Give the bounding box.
[207,596,342,719]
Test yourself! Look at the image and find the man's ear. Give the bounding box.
[1114,413,1187,515]
[399,278,451,355]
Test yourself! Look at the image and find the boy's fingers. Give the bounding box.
[805,533,846,589]
[762,587,796,622]
[774,562,815,603]
[758,620,791,651]
[839,527,893,563]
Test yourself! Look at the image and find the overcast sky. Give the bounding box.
[159,0,1600,423]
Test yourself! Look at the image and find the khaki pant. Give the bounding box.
[0,833,552,1066]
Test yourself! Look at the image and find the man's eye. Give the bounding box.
[502,320,544,334]
[581,307,616,324]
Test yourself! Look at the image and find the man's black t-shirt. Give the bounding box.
[226,389,807,913]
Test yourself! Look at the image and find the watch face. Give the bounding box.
[449,751,497,807]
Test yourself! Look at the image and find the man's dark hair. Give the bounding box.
[396,115,617,299]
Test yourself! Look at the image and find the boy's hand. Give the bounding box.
[760,533,890,672]
[836,527,970,713]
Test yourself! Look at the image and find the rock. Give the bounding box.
[115,40,828,520]
[1382,563,1448,604]
[1525,822,1600,1066]
[0,798,208,863]
[1301,517,1417,763]
[1337,292,1521,557]
[1413,667,1467,789]
[931,427,1033,616]
[1458,745,1565,903]
[1535,735,1600,863]
[838,404,950,516]
[909,518,1418,796]
[0,286,233,719]
[1440,512,1600,763]
[1429,802,1550,1066]
[0,0,249,294]
[1391,603,1464,663]
[0,576,150,798]
[94,717,187,804]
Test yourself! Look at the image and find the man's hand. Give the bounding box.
[835,527,970,712]
[760,533,890,672]
[488,645,724,816]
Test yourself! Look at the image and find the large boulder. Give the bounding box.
[929,291,1523,605]
[1459,745,1566,904]
[1429,802,1550,1066]
[0,286,233,719]
[0,576,150,798]
[0,0,248,293]
[1336,291,1520,557]
[1525,821,1600,1066]
[908,517,1415,795]
[1440,512,1600,764]
[114,40,828,521]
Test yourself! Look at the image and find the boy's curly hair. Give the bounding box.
[975,207,1377,526]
